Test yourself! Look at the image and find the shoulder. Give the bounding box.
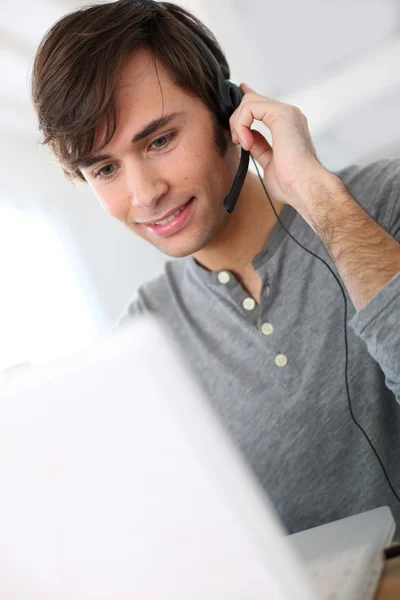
[114,258,187,330]
[333,158,400,232]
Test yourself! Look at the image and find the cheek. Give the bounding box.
[94,184,130,222]
[172,137,215,184]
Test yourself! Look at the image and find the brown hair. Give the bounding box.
[31,0,231,182]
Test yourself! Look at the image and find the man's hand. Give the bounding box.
[229,82,342,213]
[229,83,400,311]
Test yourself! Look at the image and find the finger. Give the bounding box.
[233,99,284,148]
[240,82,274,103]
[230,86,276,144]
[239,82,254,95]
[247,129,273,171]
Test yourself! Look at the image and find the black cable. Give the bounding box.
[250,154,400,503]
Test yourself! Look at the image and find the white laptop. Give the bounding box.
[0,316,395,600]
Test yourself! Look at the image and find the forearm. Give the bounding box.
[294,168,400,311]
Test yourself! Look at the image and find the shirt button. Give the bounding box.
[266,285,271,297]
[261,322,274,336]
[275,354,288,367]
[243,297,256,311]
[218,270,231,284]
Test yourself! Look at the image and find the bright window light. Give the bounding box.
[0,208,97,370]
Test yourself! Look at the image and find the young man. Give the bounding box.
[31,0,400,535]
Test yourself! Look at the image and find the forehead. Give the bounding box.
[119,48,177,104]
[92,48,190,151]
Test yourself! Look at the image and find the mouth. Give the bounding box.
[143,197,195,237]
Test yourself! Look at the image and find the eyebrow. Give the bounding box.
[79,111,185,170]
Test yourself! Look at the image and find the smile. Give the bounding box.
[144,197,195,238]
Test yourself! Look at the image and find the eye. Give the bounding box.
[149,132,176,151]
[93,163,117,181]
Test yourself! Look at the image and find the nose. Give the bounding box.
[127,160,168,209]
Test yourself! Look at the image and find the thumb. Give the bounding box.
[247,129,273,171]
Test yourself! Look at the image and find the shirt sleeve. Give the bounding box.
[349,271,400,402]
[349,161,400,403]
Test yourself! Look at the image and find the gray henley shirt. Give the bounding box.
[119,158,400,537]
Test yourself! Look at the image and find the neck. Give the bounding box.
[194,169,285,277]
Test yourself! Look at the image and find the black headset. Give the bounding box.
[127,0,249,214]
[126,0,400,504]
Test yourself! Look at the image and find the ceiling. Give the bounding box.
[1,0,400,169]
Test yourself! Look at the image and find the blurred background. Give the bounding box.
[1,0,400,375]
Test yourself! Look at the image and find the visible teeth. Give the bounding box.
[154,206,184,226]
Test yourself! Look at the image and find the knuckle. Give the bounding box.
[287,103,300,114]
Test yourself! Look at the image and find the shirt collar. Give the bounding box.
[186,204,297,284]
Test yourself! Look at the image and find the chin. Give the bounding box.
[152,226,217,259]
[154,239,206,259]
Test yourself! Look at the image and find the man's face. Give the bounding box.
[81,48,239,258]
